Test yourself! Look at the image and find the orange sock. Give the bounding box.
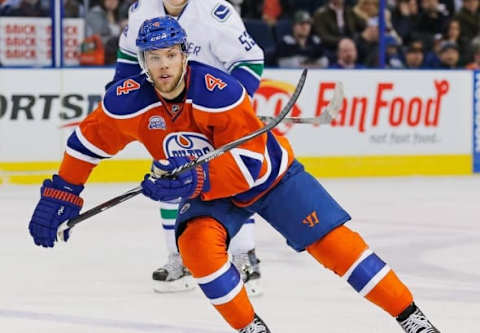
[307,225,413,317]
[178,217,254,329]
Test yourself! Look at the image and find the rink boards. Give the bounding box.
[0,68,478,184]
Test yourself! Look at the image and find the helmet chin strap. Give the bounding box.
[174,55,188,90]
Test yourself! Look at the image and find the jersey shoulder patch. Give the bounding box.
[104,74,160,118]
[188,61,245,112]
[211,2,232,22]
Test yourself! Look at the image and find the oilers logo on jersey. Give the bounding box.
[163,132,214,158]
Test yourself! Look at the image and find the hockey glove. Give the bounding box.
[141,157,209,202]
[28,175,84,248]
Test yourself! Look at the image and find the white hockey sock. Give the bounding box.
[229,215,257,255]
[159,200,180,254]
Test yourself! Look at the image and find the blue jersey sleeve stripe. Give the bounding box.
[66,130,106,160]
[75,127,112,158]
[231,66,261,97]
[197,263,241,300]
[347,253,386,293]
[65,147,100,165]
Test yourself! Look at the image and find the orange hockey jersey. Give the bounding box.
[59,61,294,204]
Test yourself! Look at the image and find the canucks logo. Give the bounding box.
[212,3,231,22]
[163,132,213,158]
[148,116,166,130]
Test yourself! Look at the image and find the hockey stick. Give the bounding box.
[56,68,308,239]
[257,81,344,126]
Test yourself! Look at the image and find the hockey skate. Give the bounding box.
[152,253,195,293]
[397,303,440,333]
[238,314,271,333]
[232,249,263,297]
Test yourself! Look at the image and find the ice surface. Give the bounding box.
[1,176,479,332]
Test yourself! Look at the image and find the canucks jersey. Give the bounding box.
[114,0,264,96]
[60,61,293,204]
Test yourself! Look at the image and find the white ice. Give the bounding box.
[1,176,479,333]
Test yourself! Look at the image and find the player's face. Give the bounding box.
[145,46,186,95]
[163,0,188,8]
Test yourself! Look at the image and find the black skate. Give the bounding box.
[397,303,440,333]
[152,253,195,293]
[232,249,263,297]
[238,314,271,333]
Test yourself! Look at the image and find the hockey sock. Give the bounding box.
[159,200,180,254]
[178,217,255,329]
[306,225,413,317]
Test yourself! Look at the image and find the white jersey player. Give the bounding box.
[111,0,264,296]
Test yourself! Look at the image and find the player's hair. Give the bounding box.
[136,16,188,82]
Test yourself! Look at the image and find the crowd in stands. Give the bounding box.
[1,0,480,69]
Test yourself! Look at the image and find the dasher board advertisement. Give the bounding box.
[0,68,474,183]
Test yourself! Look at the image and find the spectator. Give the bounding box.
[262,0,324,24]
[85,0,122,45]
[313,0,366,56]
[465,43,480,69]
[404,42,425,68]
[274,10,326,68]
[414,0,449,49]
[281,0,324,15]
[385,35,405,68]
[423,34,443,67]
[354,17,379,67]
[435,40,460,68]
[241,0,263,19]
[3,0,48,16]
[262,0,282,25]
[443,18,469,64]
[392,0,419,43]
[64,0,84,17]
[353,0,378,21]
[454,0,480,41]
[329,37,365,68]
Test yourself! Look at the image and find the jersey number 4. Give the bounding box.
[205,74,227,91]
[116,79,140,96]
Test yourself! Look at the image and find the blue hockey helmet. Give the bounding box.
[136,16,187,52]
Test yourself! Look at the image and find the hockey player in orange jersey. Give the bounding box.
[28,17,440,333]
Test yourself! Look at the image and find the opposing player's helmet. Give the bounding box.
[136,16,188,81]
